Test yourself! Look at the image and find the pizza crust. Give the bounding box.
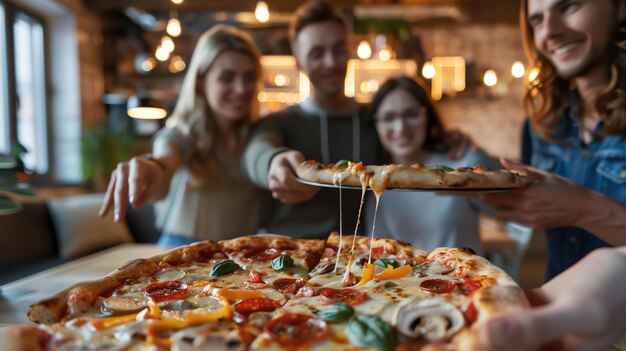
[28,241,223,324]
[296,161,533,189]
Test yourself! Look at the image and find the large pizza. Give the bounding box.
[4,158,533,350]
[5,232,528,351]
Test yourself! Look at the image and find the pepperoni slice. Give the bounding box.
[419,279,458,294]
[462,301,478,325]
[145,281,188,302]
[264,314,328,347]
[460,277,482,295]
[234,298,282,316]
[319,288,367,306]
[271,278,305,295]
[242,248,281,262]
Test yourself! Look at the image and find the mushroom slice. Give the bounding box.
[172,327,246,351]
[412,261,454,277]
[102,296,147,313]
[392,297,465,342]
[155,269,186,282]
[310,261,335,276]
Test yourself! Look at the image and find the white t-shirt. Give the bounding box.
[363,149,496,255]
[153,127,266,241]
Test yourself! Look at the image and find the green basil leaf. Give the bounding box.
[334,159,349,169]
[271,254,294,270]
[209,260,241,278]
[428,164,454,172]
[346,315,396,351]
[373,258,400,270]
[314,302,354,323]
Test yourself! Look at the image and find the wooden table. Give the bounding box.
[0,243,164,325]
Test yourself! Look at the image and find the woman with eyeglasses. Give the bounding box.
[363,76,497,254]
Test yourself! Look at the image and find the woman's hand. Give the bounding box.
[99,156,166,222]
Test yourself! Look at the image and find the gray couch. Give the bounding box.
[0,196,159,285]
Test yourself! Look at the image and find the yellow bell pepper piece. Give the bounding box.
[91,313,138,330]
[358,263,376,286]
[212,288,264,302]
[374,264,412,281]
[145,296,232,347]
[186,296,232,323]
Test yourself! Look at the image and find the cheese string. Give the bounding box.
[334,175,343,273]
[368,193,381,264]
[342,176,367,284]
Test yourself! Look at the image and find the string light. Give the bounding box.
[166,18,181,37]
[155,45,170,61]
[171,0,183,4]
[356,41,372,60]
[255,1,270,23]
[511,61,525,78]
[168,55,186,73]
[141,57,156,72]
[378,45,392,61]
[483,70,498,87]
[161,36,175,53]
[422,61,435,79]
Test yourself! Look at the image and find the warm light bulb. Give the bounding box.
[511,61,525,78]
[166,18,182,37]
[141,57,156,72]
[169,55,186,73]
[378,46,392,62]
[161,36,175,53]
[483,70,498,87]
[255,1,270,23]
[171,0,183,4]
[528,67,540,82]
[356,41,372,60]
[155,45,170,61]
[422,61,435,79]
[274,74,288,87]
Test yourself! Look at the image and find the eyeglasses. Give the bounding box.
[374,107,426,128]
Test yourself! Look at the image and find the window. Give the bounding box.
[0,2,48,174]
[0,4,9,154]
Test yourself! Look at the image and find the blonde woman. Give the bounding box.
[100,25,266,248]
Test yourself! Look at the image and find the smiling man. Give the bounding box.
[242,0,382,238]
[481,0,626,279]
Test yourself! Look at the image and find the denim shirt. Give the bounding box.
[521,94,626,280]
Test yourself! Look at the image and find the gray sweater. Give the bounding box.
[242,99,382,238]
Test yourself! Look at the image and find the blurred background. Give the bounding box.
[0,0,545,288]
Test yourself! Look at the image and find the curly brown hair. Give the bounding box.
[520,0,626,140]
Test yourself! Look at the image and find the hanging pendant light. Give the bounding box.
[166,18,181,37]
[255,1,270,23]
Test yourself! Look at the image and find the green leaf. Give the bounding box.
[428,164,454,172]
[271,254,294,271]
[346,315,396,351]
[314,302,354,323]
[373,258,399,270]
[209,260,241,278]
[334,159,349,169]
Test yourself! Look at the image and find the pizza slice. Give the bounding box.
[296,159,532,190]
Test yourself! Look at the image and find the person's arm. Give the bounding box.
[481,159,626,246]
[241,120,319,204]
[479,246,626,351]
[99,132,184,223]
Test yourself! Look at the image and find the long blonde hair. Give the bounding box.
[520,0,626,140]
[167,25,261,183]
